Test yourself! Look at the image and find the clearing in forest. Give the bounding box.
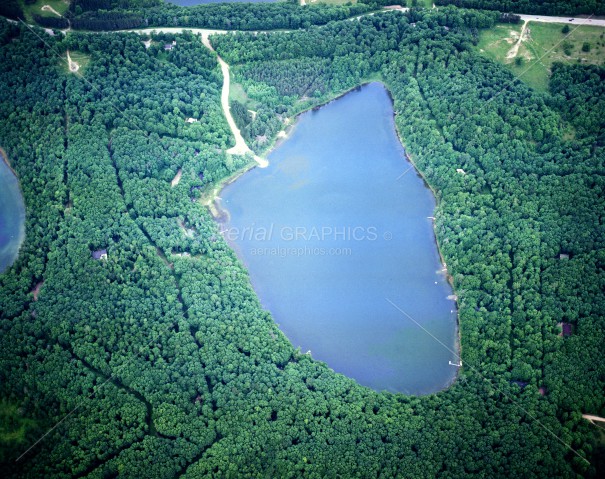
[478,21,605,91]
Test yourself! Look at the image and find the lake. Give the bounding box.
[0,151,25,274]
[219,83,458,394]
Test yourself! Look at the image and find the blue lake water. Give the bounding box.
[0,153,25,273]
[219,83,458,394]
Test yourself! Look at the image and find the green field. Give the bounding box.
[230,81,257,108]
[306,0,358,5]
[0,401,38,450]
[478,21,605,91]
[20,0,70,23]
[407,0,433,7]
[63,50,91,74]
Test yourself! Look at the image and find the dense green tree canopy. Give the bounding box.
[435,0,605,16]
[0,5,604,478]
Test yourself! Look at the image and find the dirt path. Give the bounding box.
[171,168,182,187]
[201,33,268,168]
[583,414,605,424]
[121,28,267,167]
[31,281,44,301]
[66,50,79,73]
[41,5,62,18]
[506,20,528,59]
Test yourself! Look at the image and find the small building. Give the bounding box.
[185,118,198,124]
[558,322,572,337]
[164,41,176,51]
[538,387,547,396]
[559,253,570,260]
[92,249,108,261]
[456,168,467,175]
[511,380,528,389]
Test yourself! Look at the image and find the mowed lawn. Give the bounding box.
[477,21,605,91]
[21,0,70,23]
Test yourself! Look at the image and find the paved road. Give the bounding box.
[518,14,605,27]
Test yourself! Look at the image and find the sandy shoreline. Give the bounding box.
[202,162,257,220]
[0,146,18,178]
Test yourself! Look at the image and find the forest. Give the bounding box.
[435,0,605,16]
[49,0,381,32]
[0,2,604,478]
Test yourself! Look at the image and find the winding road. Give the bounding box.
[126,27,268,168]
[201,33,268,168]
[113,9,605,171]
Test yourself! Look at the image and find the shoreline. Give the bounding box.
[256,80,380,158]
[202,160,257,220]
[207,80,463,391]
[0,146,18,178]
[381,79,464,383]
[0,146,27,274]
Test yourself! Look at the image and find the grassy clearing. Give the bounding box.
[230,81,259,110]
[307,0,358,5]
[477,21,605,91]
[20,0,70,23]
[406,0,433,7]
[0,400,38,447]
[61,50,91,75]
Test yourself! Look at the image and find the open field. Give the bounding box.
[20,0,70,23]
[229,81,253,106]
[306,0,358,5]
[478,21,605,91]
[62,50,91,74]
[0,400,38,448]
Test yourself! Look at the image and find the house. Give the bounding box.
[164,41,176,51]
[558,322,572,337]
[559,253,570,260]
[511,380,528,389]
[185,118,198,124]
[538,387,547,396]
[92,249,108,261]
